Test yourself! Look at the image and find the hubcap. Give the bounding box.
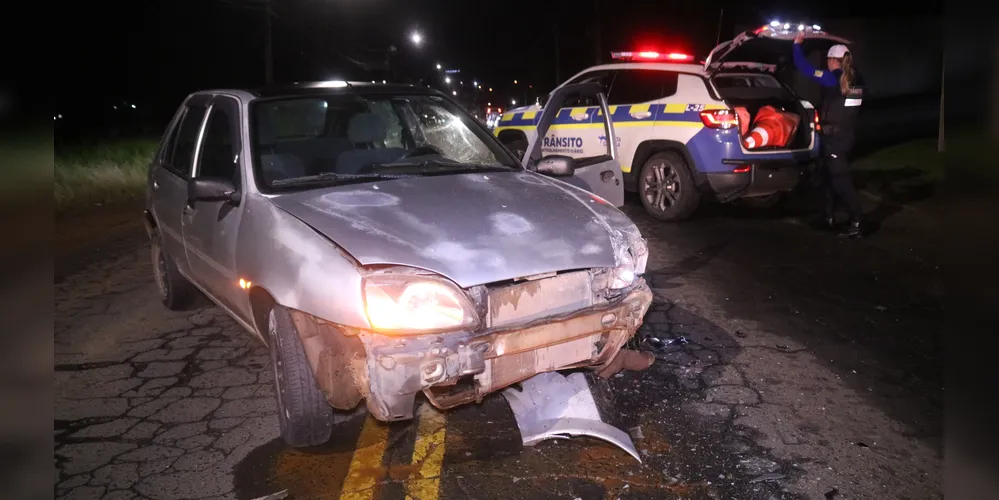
[644,163,680,212]
[152,243,168,299]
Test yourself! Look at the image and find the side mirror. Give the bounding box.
[188,177,240,205]
[535,155,576,177]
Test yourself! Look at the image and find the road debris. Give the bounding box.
[249,490,289,500]
[644,335,688,349]
[749,472,786,483]
[502,371,642,463]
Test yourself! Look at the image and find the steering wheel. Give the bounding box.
[397,145,444,160]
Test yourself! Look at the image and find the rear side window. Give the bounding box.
[167,105,208,177]
[711,74,794,100]
[562,70,617,107]
[607,69,677,105]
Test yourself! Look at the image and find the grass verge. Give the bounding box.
[55,138,158,214]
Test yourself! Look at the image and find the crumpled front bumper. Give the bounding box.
[348,280,654,422]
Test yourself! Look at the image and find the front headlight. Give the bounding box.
[609,238,648,289]
[609,266,637,289]
[362,274,479,333]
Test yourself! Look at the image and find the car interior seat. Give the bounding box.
[334,112,407,174]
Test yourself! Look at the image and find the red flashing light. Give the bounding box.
[813,109,821,131]
[699,109,739,129]
[611,51,695,62]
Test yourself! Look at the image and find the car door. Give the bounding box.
[151,95,211,274]
[181,95,250,320]
[523,82,625,207]
[539,70,617,168]
[601,68,680,176]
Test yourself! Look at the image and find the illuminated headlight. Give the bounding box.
[362,275,479,333]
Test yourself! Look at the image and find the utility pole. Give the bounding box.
[715,8,724,47]
[554,18,561,85]
[938,58,945,152]
[593,0,602,65]
[264,0,274,85]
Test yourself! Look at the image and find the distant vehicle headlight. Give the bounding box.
[362,274,480,333]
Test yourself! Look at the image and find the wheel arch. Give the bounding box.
[249,285,277,346]
[627,140,700,190]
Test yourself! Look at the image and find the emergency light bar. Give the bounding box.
[611,51,694,62]
[754,20,824,36]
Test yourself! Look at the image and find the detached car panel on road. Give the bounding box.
[144,81,653,447]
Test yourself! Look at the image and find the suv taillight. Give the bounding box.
[813,109,821,131]
[699,109,739,129]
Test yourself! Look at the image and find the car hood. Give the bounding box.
[270,171,637,288]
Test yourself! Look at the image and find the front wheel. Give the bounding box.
[638,151,700,222]
[268,305,334,448]
[150,232,197,311]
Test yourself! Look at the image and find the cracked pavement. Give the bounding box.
[54,198,942,499]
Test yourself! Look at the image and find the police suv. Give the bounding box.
[495,24,850,221]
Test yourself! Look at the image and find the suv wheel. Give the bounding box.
[268,304,334,448]
[638,151,700,221]
[150,232,197,310]
[504,138,528,161]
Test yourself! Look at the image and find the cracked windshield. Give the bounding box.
[253,94,510,187]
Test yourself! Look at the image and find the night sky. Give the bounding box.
[59,0,943,137]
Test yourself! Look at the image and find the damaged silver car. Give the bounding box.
[144,80,654,447]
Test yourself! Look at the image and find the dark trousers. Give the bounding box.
[819,132,863,222]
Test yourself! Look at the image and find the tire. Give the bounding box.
[267,305,334,448]
[504,138,528,161]
[150,232,197,311]
[638,151,700,221]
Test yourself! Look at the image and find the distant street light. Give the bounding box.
[511,99,517,105]
[473,80,478,87]
[436,63,442,70]
[452,90,457,96]
[410,31,423,46]
[445,76,451,84]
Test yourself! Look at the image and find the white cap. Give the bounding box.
[827,44,849,58]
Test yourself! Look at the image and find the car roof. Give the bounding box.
[189,81,447,101]
[574,62,707,76]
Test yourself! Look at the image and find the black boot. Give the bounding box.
[811,213,837,230]
[838,219,862,238]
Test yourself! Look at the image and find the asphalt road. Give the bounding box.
[54,193,943,500]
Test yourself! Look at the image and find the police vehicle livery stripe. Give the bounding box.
[496,103,727,129]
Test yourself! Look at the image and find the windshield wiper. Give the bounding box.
[271,171,414,188]
[372,159,516,173]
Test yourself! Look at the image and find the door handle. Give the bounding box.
[630,111,652,119]
[571,113,589,121]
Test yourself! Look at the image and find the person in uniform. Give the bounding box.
[792,32,866,238]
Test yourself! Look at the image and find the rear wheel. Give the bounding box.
[150,232,197,311]
[638,151,700,221]
[268,305,334,448]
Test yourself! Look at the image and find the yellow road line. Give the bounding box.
[403,403,447,500]
[340,415,390,500]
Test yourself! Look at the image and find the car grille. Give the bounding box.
[485,271,593,329]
